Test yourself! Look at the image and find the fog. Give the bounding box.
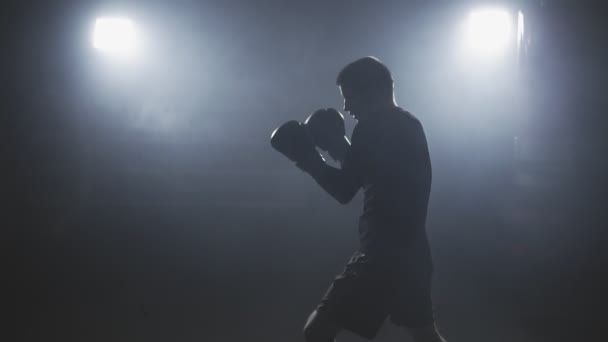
[6,1,607,341]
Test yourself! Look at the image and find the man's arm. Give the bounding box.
[296,115,369,204]
[270,118,361,203]
[297,157,360,204]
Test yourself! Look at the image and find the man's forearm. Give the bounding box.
[304,161,357,204]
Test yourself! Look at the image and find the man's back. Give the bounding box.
[345,107,432,254]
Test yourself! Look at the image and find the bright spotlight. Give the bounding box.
[93,17,137,58]
[466,9,512,57]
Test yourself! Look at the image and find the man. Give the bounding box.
[271,57,446,342]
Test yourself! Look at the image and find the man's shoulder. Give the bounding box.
[380,108,423,140]
[393,107,421,125]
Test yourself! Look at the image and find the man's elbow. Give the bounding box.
[335,196,350,205]
[335,191,356,204]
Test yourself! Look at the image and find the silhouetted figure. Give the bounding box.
[271,56,446,342]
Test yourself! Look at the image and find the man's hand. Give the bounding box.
[270,120,325,171]
[304,108,350,163]
[270,116,359,204]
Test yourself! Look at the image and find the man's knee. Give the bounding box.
[303,310,340,342]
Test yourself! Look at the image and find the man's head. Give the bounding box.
[336,56,395,121]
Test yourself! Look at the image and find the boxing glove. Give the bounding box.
[304,108,351,162]
[304,108,346,152]
[270,120,325,171]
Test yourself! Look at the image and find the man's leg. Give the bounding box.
[406,323,447,342]
[303,309,341,342]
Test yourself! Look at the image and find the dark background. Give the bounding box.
[4,0,607,341]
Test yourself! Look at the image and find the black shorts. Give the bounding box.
[314,250,434,339]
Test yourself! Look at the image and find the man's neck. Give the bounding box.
[370,97,398,113]
[375,101,398,113]
[358,102,398,123]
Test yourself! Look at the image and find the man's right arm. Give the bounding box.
[297,123,368,204]
[271,118,362,203]
[297,160,360,204]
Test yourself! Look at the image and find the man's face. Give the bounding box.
[339,85,371,122]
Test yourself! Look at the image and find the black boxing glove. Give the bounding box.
[304,108,350,162]
[304,108,345,151]
[270,120,325,172]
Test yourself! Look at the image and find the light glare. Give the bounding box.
[93,17,136,57]
[517,11,525,50]
[466,9,512,57]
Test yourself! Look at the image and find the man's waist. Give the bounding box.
[358,216,427,249]
[359,209,426,226]
[357,231,433,267]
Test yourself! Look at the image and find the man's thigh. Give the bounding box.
[311,252,392,340]
[388,255,435,328]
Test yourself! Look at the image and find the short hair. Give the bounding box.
[336,56,393,97]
